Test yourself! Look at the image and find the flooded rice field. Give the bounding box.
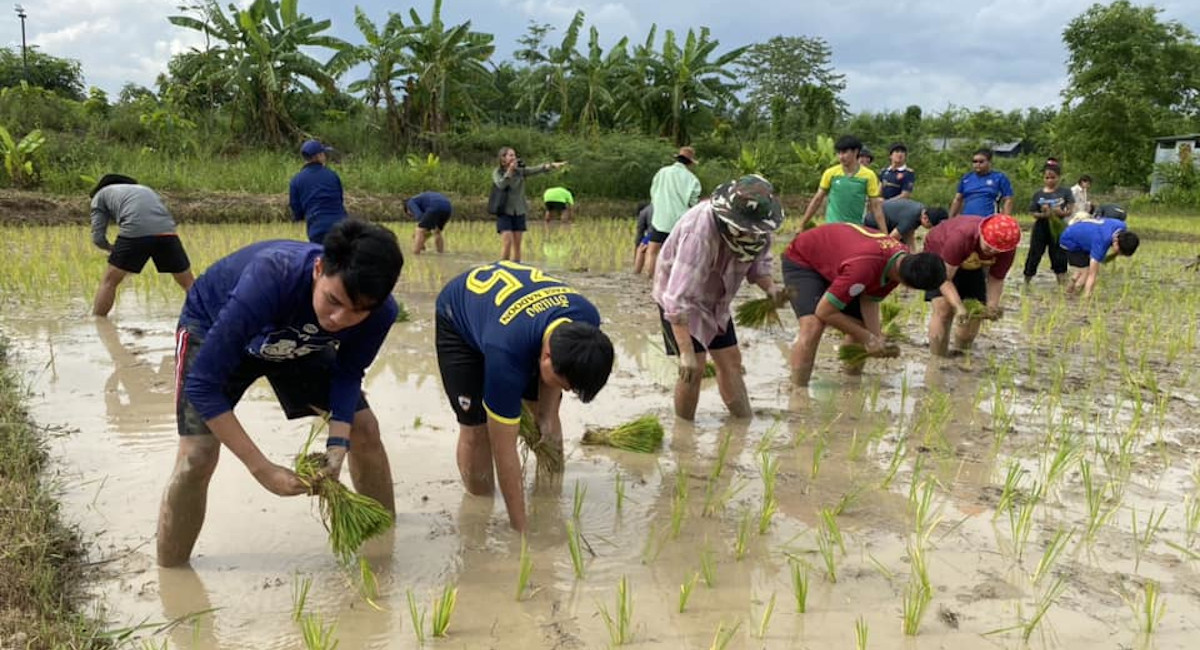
[2,219,1199,649]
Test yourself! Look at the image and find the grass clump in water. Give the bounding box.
[581,416,664,453]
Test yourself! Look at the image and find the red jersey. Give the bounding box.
[922,216,1015,280]
[783,223,907,309]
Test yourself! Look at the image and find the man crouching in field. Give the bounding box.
[1059,217,1140,298]
[434,261,613,533]
[157,220,403,567]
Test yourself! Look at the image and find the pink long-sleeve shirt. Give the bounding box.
[652,201,772,347]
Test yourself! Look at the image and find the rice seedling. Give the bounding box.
[816,526,838,583]
[670,468,688,539]
[300,613,339,650]
[515,535,533,601]
[581,415,664,453]
[837,342,900,365]
[810,433,828,480]
[703,361,718,378]
[1021,577,1067,642]
[758,449,779,502]
[1040,432,1081,496]
[597,576,633,646]
[293,425,394,565]
[394,300,410,323]
[880,437,907,489]
[961,298,988,319]
[820,508,845,554]
[855,615,869,650]
[430,584,458,638]
[900,581,931,636]
[994,460,1026,516]
[699,545,717,587]
[406,589,426,645]
[733,288,790,328]
[909,478,941,544]
[1132,506,1167,572]
[678,572,699,613]
[356,557,380,608]
[790,558,810,613]
[711,429,734,480]
[703,477,747,518]
[566,519,586,579]
[1031,528,1074,585]
[755,592,776,639]
[734,509,753,560]
[757,496,777,535]
[1131,580,1166,636]
[881,300,904,339]
[572,480,586,521]
[1185,494,1200,547]
[709,619,741,650]
[614,472,626,513]
[518,404,563,473]
[291,574,312,622]
[1007,483,1042,560]
[1080,459,1117,544]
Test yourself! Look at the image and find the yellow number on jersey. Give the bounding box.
[465,262,562,306]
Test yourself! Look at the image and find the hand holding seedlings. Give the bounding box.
[322,443,348,481]
[678,350,700,383]
[252,463,310,496]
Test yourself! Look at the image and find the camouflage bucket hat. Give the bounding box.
[710,174,784,235]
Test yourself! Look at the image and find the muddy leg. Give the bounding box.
[674,351,706,421]
[928,298,955,357]
[789,315,825,387]
[457,424,494,495]
[645,241,662,278]
[92,265,129,317]
[157,435,220,567]
[347,408,395,514]
[710,345,751,418]
[413,228,429,255]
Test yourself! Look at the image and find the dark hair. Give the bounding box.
[898,252,946,290]
[924,207,949,226]
[974,148,994,161]
[549,322,614,403]
[321,219,404,309]
[889,142,908,154]
[1043,164,1061,176]
[90,173,138,198]
[1116,231,1140,256]
[834,135,863,153]
[635,201,650,216]
[1078,174,1093,184]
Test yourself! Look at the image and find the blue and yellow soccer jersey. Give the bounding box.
[435,261,601,423]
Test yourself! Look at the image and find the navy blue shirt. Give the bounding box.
[435,261,601,424]
[406,192,453,219]
[879,166,916,200]
[957,170,1014,217]
[289,163,347,244]
[180,240,397,425]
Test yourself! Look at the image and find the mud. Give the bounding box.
[2,229,1199,649]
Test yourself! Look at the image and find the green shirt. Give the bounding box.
[819,164,881,224]
[649,162,702,234]
[543,187,574,204]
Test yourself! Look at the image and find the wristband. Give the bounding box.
[326,436,350,450]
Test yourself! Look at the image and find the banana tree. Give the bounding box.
[331,7,411,146]
[647,27,747,146]
[402,0,495,140]
[0,125,46,188]
[570,27,628,136]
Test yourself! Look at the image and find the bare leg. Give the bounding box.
[512,231,524,263]
[413,228,429,255]
[157,435,220,567]
[953,317,983,351]
[928,298,955,357]
[674,350,706,421]
[500,231,514,261]
[457,424,494,495]
[789,315,825,387]
[434,230,444,253]
[633,244,648,274]
[645,242,662,278]
[347,408,395,514]
[92,265,129,317]
[709,346,751,418]
[171,270,194,292]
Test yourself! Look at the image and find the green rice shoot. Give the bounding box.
[962,298,988,319]
[838,342,901,365]
[581,416,664,454]
[518,404,564,473]
[294,424,394,565]
[734,288,791,329]
[881,301,904,339]
[703,361,718,378]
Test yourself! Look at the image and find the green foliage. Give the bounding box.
[0,125,46,188]
[0,47,86,100]
[0,83,86,134]
[740,36,845,141]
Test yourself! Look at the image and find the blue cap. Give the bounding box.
[300,139,329,158]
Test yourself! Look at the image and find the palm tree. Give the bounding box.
[647,27,747,146]
[330,7,411,146]
[169,0,347,144]
[402,0,495,140]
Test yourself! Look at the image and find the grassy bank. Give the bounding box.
[0,338,101,649]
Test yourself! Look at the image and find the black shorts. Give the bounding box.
[924,267,988,303]
[496,214,528,233]
[647,228,669,244]
[545,201,567,212]
[658,306,738,355]
[417,210,451,231]
[1065,249,1091,268]
[174,327,368,436]
[435,314,537,426]
[781,256,864,319]
[109,235,190,274]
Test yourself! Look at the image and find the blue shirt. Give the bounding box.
[1059,218,1126,262]
[407,192,452,220]
[435,261,601,424]
[957,170,1013,216]
[879,166,916,200]
[180,240,397,425]
[289,163,347,244]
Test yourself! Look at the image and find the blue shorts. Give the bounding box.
[496,214,527,233]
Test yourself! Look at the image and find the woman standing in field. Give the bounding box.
[491,147,566,262]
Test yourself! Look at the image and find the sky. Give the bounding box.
[5,0,1199,114]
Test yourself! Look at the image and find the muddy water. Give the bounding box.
[4,240,1200,649]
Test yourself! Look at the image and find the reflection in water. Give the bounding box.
[95,318,177,439]
[157,567,219,648]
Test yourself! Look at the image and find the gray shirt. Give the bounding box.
[91,184,177,250]
[865,198,925,237]
[491,164,552,217]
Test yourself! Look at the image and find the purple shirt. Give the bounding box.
[652,202,772,346]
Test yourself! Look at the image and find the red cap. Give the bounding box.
[980,214,1021,252]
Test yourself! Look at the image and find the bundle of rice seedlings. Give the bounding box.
[1047,215,1067,242]
[294,432,394,565]
[581,416,664,454]
[837,342,901,365]
[703,361,718,378]
[881,302,904,339]
[734,288,791,329]
[519,404,564,473]
[961,299,988,319]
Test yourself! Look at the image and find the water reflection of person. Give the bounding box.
[157,566,220,648]
[95,318,176,434]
